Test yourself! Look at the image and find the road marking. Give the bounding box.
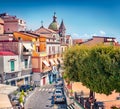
[39,88,55,92]
[52,88,55,91]
[53,104,58,109]
[39,88,42,91]
[49,88,51,91]
[42,88,45,91]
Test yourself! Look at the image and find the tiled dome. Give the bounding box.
[48,22,59,31]
[48,12,59,31]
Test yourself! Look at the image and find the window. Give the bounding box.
[25,59,28,68]
[10,61,15,71]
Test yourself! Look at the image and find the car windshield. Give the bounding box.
[55,91,62,93]
[56,95,63,98]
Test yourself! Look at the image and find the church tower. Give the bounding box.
[59,20,66,37]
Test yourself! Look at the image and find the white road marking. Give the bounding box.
[52,88,55,91]
[39,88,42,91]
[49,88,51,91]
[42,88,45,91]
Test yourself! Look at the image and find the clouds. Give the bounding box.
[72,30,106,39]
[99,30,106,35]
[72,33,79,38]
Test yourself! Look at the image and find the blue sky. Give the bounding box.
[0,0,120,41]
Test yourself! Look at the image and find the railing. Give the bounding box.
[21,69,32,76]
[74,92,104,109]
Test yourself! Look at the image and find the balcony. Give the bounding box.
[21,69,32,76]
[38,52,47,57]
[48,50,61,55]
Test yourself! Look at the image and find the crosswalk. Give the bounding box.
[38,88,55,92]
[67,103,75,109]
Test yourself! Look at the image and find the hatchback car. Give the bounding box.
[53,89,66,103]
[54,95,66,103]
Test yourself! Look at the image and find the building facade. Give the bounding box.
[0,18,4,34]
[0,40,32,86]
[0,13,26,34]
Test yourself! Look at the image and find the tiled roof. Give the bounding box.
[73,39,83,44]
[15,31,39,38]
[0,51,16,56]
[35,27,57,34]
[93,36,115,39]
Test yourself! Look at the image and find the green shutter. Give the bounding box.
[25,59,28,68]
[11,61,14,71]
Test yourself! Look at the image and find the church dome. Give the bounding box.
[48,22,59,31]
[48,12,59,31]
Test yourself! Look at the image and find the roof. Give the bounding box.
[73,39,83,44]
[59,20,66,30]
[48,12,59,31]
[93,36,116,39]
[35,27,57,34]
[48,22,59,31]
[19,31,39,38]
[0,51,16,56]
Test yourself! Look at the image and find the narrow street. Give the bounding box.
[24,82,67,109]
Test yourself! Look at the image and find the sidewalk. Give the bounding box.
[63,80,84,109]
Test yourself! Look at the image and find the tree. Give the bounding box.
[64,45,120,95]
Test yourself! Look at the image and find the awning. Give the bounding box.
[54,59,59,65]
[23,43,33,50]
[49,59,55,66]
[58,58,63,63]
[42,60,50,67]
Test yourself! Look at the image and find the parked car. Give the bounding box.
[54,89,63,96]
[19,85,34,92]
[53,89,66,103]
[54,95,66,103]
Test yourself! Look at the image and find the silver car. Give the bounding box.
[53,89,66,103]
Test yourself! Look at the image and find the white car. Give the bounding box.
[53,89,66,103]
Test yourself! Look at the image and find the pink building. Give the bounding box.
[0,18,4,34]
[0,13,26,34]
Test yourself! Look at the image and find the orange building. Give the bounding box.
[13,31,53,86]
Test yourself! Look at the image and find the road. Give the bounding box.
[24,82,67,109]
